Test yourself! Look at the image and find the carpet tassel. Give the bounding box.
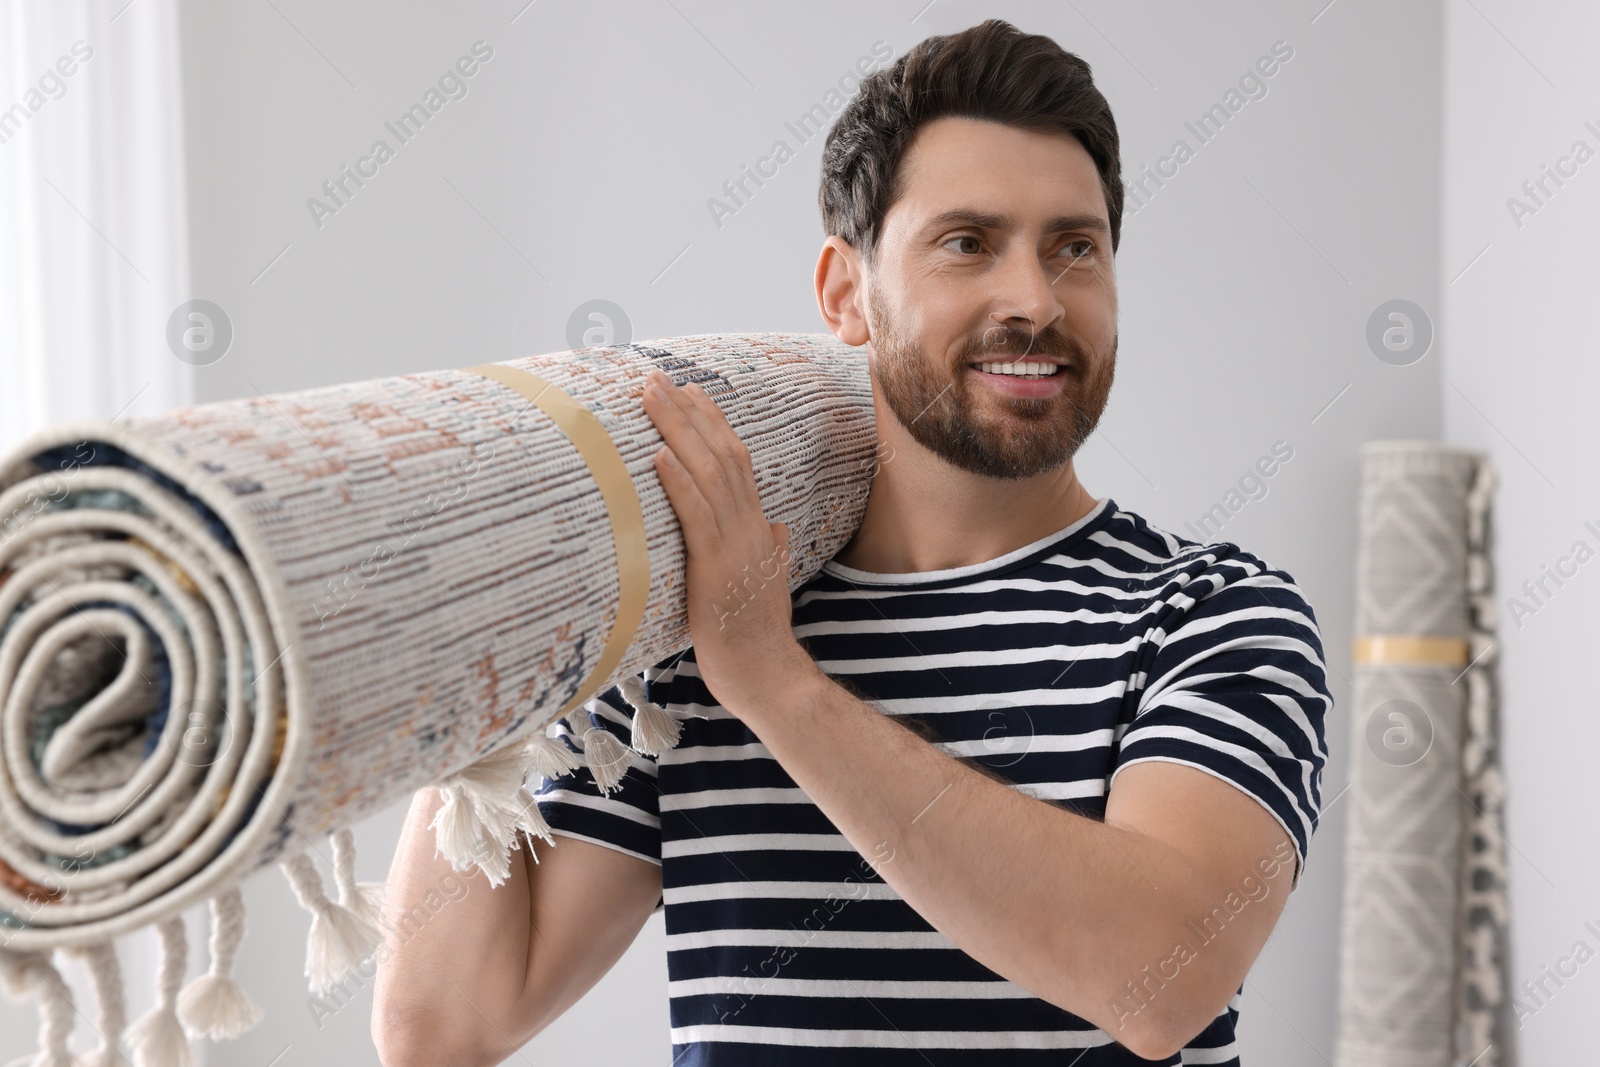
[177,886,263,1039]
[430,740,553,886]
[279,850,383,996]
[620,673,681,756]
[330,828,386,929]
[566,713,629,794]
[77,941,126,1067]
[0,949,82,1067]
[512,786,557,851]
[126,918,193,1067]
[522,728,583,781]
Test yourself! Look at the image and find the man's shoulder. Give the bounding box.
[1098,505,1322,639]
[788,500,1315,628]
[1111,503,1306,582]
[1090,502,1209,566]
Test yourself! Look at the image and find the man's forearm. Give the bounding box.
[731,664,1248,1041]
[372,788,529,1065]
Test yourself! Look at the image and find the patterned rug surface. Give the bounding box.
[0,333,877,954]
[1335,441,1514,1067]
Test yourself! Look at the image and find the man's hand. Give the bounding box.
[641,367,817,714]
[639,367,1303,1057]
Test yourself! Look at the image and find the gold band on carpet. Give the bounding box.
[1352,634,1470,667]
[469,363,650,717]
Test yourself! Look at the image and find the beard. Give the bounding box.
[866,287,1117,480]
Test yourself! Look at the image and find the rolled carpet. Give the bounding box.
[1333,441,1515,1067]
[0,333,876,1057]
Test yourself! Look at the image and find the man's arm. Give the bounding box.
[371,787,662,1067]
[638,370,1315,1058]
[735,669,1296,1062]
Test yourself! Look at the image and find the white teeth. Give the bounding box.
[976,361,1059,378]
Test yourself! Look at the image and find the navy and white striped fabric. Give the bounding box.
[534,497,1331,1065]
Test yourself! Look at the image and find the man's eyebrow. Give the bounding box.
[923,208,1111,237]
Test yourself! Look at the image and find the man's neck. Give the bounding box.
[830,434,1099,576]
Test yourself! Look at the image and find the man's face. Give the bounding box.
[864,116,1118,481]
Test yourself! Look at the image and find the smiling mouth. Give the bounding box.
[969,360,1067,379]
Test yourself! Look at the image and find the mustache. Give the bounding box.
[962,323,1084,363]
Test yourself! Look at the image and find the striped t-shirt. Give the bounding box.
[533,497,1331,1065]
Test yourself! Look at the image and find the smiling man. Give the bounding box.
[374,19,1330,1066]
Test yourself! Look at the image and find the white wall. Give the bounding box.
[1441,0,1600,1058]
[0,0,193,1055]
[5,0,1467,1062]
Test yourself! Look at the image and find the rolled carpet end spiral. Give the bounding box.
[0,333,876,1064]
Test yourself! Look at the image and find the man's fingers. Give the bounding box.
[653,444,721,550]
[681,383,756,484]
[644,376,756,549]
[644,381,717,486]
[647,377,763,522]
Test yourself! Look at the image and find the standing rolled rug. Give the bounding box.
[0,332,878,1061]
[1333,441,1515,1067]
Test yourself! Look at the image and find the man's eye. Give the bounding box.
[1059,240,1095,260]
[942,235,983,255]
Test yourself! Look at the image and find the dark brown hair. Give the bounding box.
[819,19,1124,270]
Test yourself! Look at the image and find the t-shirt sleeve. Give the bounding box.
[1111,548,1331,886]
[532,672,665,874]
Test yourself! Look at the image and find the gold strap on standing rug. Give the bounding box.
[469,363,650,717]
[1352,634,1470,667]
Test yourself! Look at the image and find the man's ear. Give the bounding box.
[816,236,870,346]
